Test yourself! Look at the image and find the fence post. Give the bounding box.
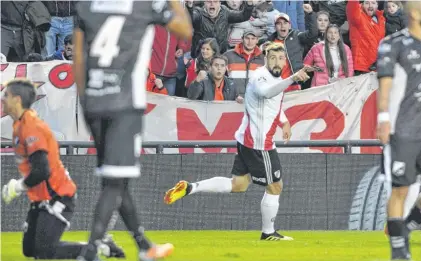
[68,145,74,155]
[344,144,352,154]
[156,145,164,154]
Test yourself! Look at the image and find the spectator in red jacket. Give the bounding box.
[346,0,385,75]
[150,25,190,96]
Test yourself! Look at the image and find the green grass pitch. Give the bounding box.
[1,231,420,261]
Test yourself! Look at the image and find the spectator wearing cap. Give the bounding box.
[223,29,265,97]
[266,4,318,92]
[184,0,255,58]
[346,0,385,75]
[187,55,241,102]
[272,0,305,31]
[45,34,73,61]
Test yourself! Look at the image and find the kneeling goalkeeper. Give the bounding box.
[1,79,124,259]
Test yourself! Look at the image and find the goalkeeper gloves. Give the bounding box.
[2,178,26,205]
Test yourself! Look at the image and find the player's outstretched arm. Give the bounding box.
[72,28,85,96]
[166,0,193,40]
[256,67,311,99]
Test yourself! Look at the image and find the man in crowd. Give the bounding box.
[187,55,241,102]
[185,0,255,57]
[347,0,385,75]
[267,5,318,91]
[150,25,190,96]
[45,34,73,61]
[224,28,265,97]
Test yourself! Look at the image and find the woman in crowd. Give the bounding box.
[304,11,330,56]
[303,24,353,88]
[185,38,220,88]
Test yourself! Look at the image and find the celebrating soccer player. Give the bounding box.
[1,79,123,259]
[72,1,192,261]
[376,1,421,260]
[164,42,312,241]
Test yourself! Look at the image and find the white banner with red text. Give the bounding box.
[1,61,381,154]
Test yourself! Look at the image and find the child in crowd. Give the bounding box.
[384,0,408,36]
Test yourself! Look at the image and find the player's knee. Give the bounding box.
[34,242,56,259]
[266,181,283,195]
[231,176,250,192]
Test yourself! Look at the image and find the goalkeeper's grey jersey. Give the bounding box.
[377,29,421,140]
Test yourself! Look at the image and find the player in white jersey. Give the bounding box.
[164,42,312,241]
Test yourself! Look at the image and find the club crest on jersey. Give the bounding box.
[14,136,19,145]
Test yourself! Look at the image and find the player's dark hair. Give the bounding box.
[324,24,349,77]
[6,79,37,109]
[211,55,228,66]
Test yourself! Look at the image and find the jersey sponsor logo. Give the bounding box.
[87,69,123,96]
[407,50,420,60]
[392,161,406,176]
[25,136,39,147]
[90,0,134,14]
[252,176,266,183]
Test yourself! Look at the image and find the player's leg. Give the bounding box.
[255,149,292,241]
[384,136,419,260]
[164,142,251,204]
[22,206,39,257]
[402,149,421,234]
[32,198,86,259]
[77,116,127,261]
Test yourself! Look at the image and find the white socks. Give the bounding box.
[189,177,232,194]
[261,192,280,234]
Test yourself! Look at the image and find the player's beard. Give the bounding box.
[269,67,282,77]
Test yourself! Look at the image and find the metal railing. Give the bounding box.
[1,140,382,154]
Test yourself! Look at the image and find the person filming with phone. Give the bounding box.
[303,24,354,88]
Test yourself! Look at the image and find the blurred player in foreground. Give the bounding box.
[376,1,421,260]
[164,42,313,241]
[1,79,123,259]
[72,0,192,260]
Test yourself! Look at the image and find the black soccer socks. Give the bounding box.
[388,219,411,260]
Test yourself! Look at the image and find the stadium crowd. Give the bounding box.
[1,0,408,98]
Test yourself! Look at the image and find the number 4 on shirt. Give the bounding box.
[90,16,126,67]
